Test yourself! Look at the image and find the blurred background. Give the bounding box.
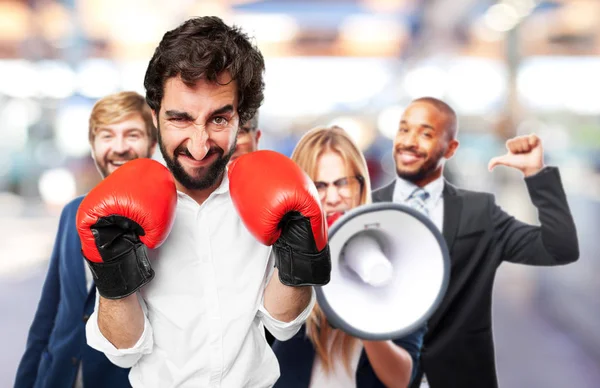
[1,0,599,386]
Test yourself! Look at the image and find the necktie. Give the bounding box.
[407,188,430,217]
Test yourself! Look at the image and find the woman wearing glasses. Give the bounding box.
[272,125,426,388]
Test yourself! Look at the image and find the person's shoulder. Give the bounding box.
[371,180,395,200]
[61,195,86,217]
[61,195,85,218]
[445,181,492,201]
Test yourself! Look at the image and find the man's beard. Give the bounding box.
[158,128,236,190]
[395,146,445,183]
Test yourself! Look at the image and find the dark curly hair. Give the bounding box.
[143,16,265,125]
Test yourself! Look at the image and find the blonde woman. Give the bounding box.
[272,126,426,388]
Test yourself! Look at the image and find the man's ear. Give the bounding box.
[255,129,262,146]
[152,109,158,129]
[444,139,459,159]
[90,142,97,162]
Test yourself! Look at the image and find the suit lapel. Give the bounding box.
[442,181,462,252]
[69,233,88,298]
[374,179,462,250]
[373,181,395,202]
[75,255,88,299]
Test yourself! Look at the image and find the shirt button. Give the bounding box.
[82,314,90,323]
[71,357,79,365]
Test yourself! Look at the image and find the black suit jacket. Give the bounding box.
[372,167,579,388]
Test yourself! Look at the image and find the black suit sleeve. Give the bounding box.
[492,166,579,265]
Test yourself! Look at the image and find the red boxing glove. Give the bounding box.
[229,150,330,286]
[77,158,177,298]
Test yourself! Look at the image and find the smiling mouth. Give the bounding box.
[397,151,424,164]
[108,160,129,168]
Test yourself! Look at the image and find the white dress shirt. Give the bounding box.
[86,172,315,388]
[392,175,445,232]
[392,175,444,388]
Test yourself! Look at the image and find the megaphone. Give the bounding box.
[315,202,450,341]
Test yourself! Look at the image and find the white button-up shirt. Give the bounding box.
[392,175,445,232]
[86,172,315,387]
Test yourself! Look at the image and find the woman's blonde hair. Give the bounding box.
[291,125,372,375]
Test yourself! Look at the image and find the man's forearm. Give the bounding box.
[363,340,413,388]
[263,268,312,322]
[98,293,145,349]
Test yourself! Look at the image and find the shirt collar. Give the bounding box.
[393,174,445,203]
[176,170,230,203]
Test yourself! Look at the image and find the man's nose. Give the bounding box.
[187,129,210,160]
[399,132,418,149]
[112,135,129,154]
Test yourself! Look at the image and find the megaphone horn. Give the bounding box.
[316,202,450,341]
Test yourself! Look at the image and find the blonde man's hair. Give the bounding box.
[290,125,372,375]
[88,91,156,144]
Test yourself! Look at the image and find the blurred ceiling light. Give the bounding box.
[0,99,41,151]
[517,59,562,111]
[561,0,598,32]
[518,57,600,114]
[76,59,120,98]
[339,15,407,43]
[109,7,168,44]
[188,0,232,18]
[484,3,520,32]
[38,61,77,99]
[78,0,174,43]
[518,119,570,152]
[0,1,32,41]
[232,13,299,43]
[36,1,73,42]
[78,0,117,39]
[360,0,411,13]
[472,18,504,42]
[338,15,408,56]
[0,60,38,98]
[403,65,447,100]
[118,61,148,95]
[500,0,536,18]
[377,105,404,140]
[561,58,600,115]
[38,168,77,207]
[328,116,375,151]
[446,58,506,115]
[261,57,392,117]
[54,102,94,157]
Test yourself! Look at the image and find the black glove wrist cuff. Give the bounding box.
[84,244,154,299]
[273,244,331,287]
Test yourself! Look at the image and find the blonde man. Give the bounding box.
[15,91,156,388]
[272,125,426,388]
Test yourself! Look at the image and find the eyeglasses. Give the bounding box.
[314,176,364,200]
